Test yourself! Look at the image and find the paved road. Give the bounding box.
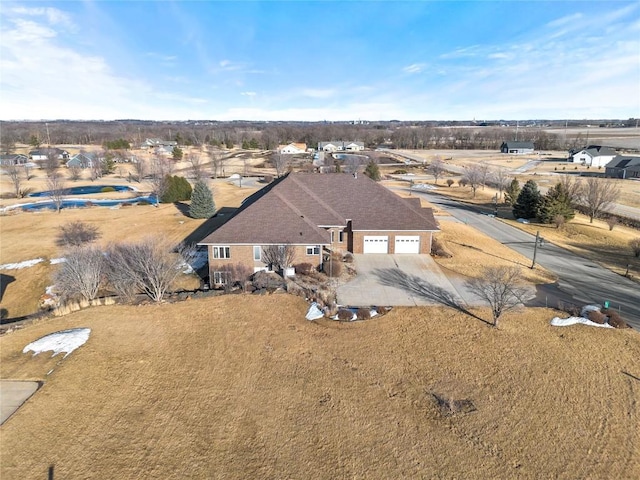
[404,189,640,329]
[385,149,640,222]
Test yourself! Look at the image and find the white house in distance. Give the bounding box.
[277,143,307,154]
[569,145,617,167]
[318,141,365,152]
[500,141,535,154]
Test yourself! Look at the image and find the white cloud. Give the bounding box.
[240,91,257,97]
[10,6,76,31]
[403,63,426,74]
[300,88,335,99]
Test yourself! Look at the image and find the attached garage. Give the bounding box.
[363,235,389,254]
[394,235,420,254]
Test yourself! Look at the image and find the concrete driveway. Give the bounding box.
[336,254,466,307]
[0,381,40,425]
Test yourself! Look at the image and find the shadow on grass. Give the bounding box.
[0,274,15,303]
[181,207,238,245]
[448,241,526,268]
[372,267,490,325]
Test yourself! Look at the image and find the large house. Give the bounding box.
[29,148,70,161]
[66,152,99,169]
[141,138,178,150]
[199,173,439,285]
[605,155,640,179]
[569,145,617,168]
[277,143,307,155]
[0,154,28,166]
[318,141,365,152]
[500,141,535,154]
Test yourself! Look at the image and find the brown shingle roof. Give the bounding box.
[199,173,439,245]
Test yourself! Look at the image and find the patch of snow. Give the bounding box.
[45,285,56,295]
[550,317,613,328]
[0,258,44,270]
[23,328,91,359]
[305,302,324,321]
[50,257,66,265]
[411,183,437,191]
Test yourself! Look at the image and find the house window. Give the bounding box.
[212,246,230,259]
[253,246,261,261]
[306,246,320,255]
[330,231,335,243]
[213,271,228,284]
[339,231,344,243]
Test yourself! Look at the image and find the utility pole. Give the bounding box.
[531,230,544,269]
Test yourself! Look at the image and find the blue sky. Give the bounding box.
[1,1,638,121]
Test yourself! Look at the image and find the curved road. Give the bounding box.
[402,188,640,329]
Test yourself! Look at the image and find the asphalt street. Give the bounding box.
[407,189,640,329]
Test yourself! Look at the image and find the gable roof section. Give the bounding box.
[502,141,534,149]
[199,177,330,245]
[200,173,438,246]
[605,155,640,169]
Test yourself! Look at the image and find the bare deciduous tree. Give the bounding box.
[630,238,640,258]
[478,162,491,189]
[5,164,23,198]
[261,244,296,272]
[149,153,173,199]
[272,153,289,177]
[606,216,619,231]
[210,149,224,178]
[579,178,621,223]
[68,165,83,181]
[46,173,67,213]
[462,164,485,198]
[428,156,445,184]
[465,266,529,327]
[105,237,191,302]
[132,158,147,182]
[56,221,101,247]
[189,153,207,181]
[491,168,512,200]
[558,175,582,206]
[43,151,59,177]
[24,163,33,180]
[53,246,105,302]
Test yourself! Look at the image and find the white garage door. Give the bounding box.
[394,235,420,254]
[363,236,389,254]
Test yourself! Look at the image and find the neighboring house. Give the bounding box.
[500,142,535,154]
[29,148,70,161]
[318,141,365,152]
[0,154,28,166]
[569,145,617,168]
[199,172,439,286]
[277,143,307,155]
[66,152,97,169]
[604,155,640,179]
[141,138,177,149]
[155,145,175,157]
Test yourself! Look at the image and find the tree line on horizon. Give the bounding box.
[3,119,631,153]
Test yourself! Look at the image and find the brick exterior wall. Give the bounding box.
[352,231,433,254]
[208,244,323,285]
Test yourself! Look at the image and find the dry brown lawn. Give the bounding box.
[435,220,554,284]
[0,178,260,318]
[1,295,639,479]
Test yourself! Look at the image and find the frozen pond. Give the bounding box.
[29,185,135,197]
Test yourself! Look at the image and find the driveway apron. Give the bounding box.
[336,254,465,307]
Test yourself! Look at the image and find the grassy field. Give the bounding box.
[1,295,639,479]
[0,177,260,318]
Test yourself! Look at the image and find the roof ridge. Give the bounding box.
[272,188,331,239]
[287,174,346,225]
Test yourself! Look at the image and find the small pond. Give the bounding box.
[18,196,156,211]
[29,185,135,197]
